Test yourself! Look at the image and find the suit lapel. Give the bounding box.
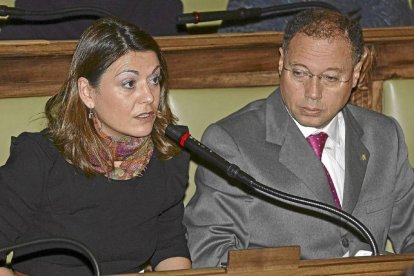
[264,90,337,205]
[341,107,369,213]
[279,127,337,205]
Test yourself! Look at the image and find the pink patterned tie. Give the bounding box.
[306,132,342,209]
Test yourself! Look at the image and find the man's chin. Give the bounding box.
[296,117,328,128]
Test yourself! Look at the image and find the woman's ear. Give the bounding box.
[78,77,95,108]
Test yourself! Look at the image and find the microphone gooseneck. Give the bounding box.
[0,5,113,21]
[176,1,343,24]
[165,124,379,256]
[0,237,101,276]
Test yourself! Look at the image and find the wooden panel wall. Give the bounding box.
[1,26,414,112]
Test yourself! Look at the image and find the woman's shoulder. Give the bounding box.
[148,149,190,188]
[149,148,189,172]
[12,129,51,147]
[9,129,59,162]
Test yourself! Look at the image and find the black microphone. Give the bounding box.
[165,125,247,180]
[176,1,343,25]
[177,8,261,25]
[0,237,101,276]
[0,5,113,21]
[165,124,380,256]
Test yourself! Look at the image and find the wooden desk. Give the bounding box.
[1,26,414,113]
[116,247,414,275]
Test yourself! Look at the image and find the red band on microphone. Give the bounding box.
[193,11,200,24]
[180,132,191,147]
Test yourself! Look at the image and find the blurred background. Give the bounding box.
[0,0,413,39]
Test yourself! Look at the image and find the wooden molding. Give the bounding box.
[125,247,414,275]
[1,27,414,112]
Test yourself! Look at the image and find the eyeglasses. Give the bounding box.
[282,66,351,88]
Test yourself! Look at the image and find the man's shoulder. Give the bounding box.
[203,89,281,141]
[346,104,401,136]
[347,104,395,125]
[201,97,270,147]
[215,98,268,129]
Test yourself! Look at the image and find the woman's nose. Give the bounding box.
[138,82,154,104]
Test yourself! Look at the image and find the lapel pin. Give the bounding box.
[360,154,367,161]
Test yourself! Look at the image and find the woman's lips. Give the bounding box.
[135,111,155,121]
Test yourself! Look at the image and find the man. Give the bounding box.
[184,8,414,268]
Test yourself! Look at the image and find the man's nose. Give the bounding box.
[304,75,323,100]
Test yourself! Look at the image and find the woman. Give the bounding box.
[0,17,191,275]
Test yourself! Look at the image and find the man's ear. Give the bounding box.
[351,47,369,88]
[351,60,363,88]
[278,47,284,76]
[78,77,95,108]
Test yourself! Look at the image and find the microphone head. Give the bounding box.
[165,124,188,142]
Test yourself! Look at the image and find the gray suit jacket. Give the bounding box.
[184,89,414,268]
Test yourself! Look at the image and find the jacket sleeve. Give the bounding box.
[183,124,253,268]
[386,119,414,253]
[0,135,47,247]
[150,151,191,267]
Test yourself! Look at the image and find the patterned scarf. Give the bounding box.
[88,127,154,180]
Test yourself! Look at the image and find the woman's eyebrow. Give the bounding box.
[151,65,161,74]
[115,69,139,77]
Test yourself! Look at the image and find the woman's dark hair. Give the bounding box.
[45,16,179,175]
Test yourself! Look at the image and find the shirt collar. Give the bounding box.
[289,109,343,146]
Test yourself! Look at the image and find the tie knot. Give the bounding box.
[306,132,328,160]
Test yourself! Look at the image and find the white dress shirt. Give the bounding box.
[292,112,346,205]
